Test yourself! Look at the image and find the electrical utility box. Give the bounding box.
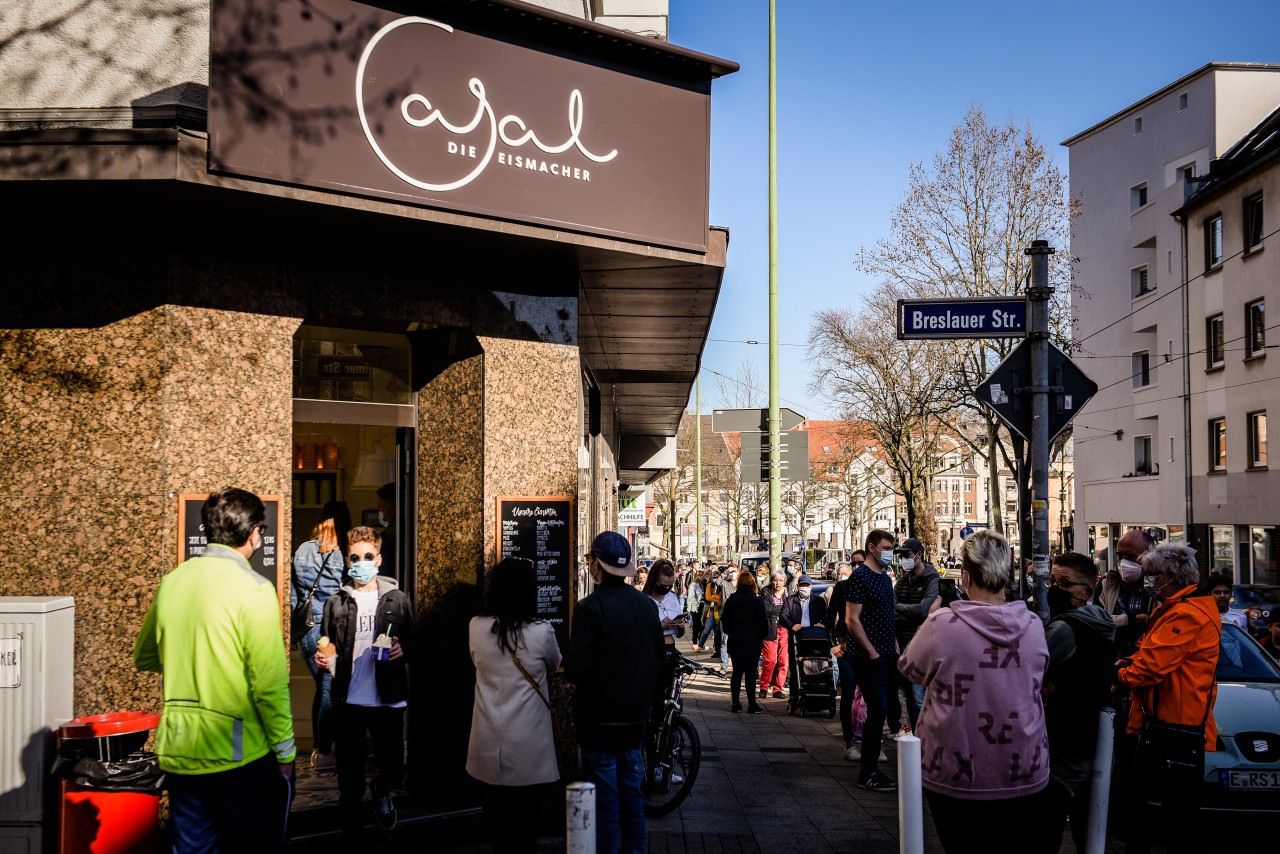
[0,597,74,854]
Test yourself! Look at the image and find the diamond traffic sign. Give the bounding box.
[739,430,809,483]
[897,297,1027,340]
[976,339,1098,443]
[712,407,805,434]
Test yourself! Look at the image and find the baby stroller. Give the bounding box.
[787,628,836,718]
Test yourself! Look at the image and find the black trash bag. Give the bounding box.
[52,751,165,793]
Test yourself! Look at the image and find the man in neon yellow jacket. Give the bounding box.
[135,488,296,852]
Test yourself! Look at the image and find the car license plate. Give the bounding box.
[1221,769,1280,790]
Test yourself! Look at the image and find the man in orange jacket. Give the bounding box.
[1115,543,1220,854]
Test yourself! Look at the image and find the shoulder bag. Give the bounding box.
[1132,620,1219,790]
[512,648,564,754]
[291,550,335,646]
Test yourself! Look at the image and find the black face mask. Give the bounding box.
[655,584,672,596]
[1047,585,1076,619]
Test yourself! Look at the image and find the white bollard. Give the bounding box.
[1085,707,1116,854]
[566,781,596,854]
[896,733,924,854]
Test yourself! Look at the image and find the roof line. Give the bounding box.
[1061,62,1280,147]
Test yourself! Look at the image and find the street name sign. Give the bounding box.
[976,339,1098,443]
[740,431,809,483]
[897,297,1027,340]
[712,407,805,434]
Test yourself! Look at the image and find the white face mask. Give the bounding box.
[1120,559,1143,583]
[797,586,811,599]
[901,557,917,572]
[878,549,895,568]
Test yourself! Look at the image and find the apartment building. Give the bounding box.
[1064,64,1280,575]
[1178,105,1280,585]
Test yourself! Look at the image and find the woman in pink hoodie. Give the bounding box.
[897,530,1050,853]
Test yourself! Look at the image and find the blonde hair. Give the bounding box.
[314,518,341,553]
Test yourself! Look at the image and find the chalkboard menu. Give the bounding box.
[496,496,574,652]
[177,493,285,609]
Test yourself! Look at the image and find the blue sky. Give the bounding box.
[670,0,1280,417]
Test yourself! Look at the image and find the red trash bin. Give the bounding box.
[56,712,162,854]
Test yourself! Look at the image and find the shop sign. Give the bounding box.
[496,496,574,652]
[210,0,714,251]
[177,494,285,611]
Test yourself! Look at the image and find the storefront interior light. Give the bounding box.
[353,440,396,489]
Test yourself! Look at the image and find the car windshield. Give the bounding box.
[1234,586,1280,606]
[1217,624,1280,684]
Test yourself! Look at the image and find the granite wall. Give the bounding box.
[0,306,296,717]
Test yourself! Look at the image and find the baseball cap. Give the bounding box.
[589,531,634,577]
[797,573,814,586]
[897,537,925,555]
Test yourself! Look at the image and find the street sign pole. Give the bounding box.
[1027,240,1054,622]
[767,0,782,571]
[696,374,703,562]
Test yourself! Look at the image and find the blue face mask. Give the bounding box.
[349,560,378,584]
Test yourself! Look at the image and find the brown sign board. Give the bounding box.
[209,0,715,251]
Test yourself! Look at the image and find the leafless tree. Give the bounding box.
[854,104,1078,544]
[809,286,950,543]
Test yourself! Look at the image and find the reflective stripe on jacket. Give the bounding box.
[1118,586,1221,748]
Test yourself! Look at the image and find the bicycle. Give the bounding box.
[642,652,720,816]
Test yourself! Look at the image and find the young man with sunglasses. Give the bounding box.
[314,526,415,838]
[134,488,296,853]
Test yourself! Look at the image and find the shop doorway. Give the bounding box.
[289,326,416,756]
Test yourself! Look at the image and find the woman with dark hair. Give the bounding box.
[466,557,561,854]
[719,572,768,714]
[290,499,351,772]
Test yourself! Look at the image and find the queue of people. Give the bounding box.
[135,486,1245,854]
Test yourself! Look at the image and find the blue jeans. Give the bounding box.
[697,614,720,651]
[298,626,333,754]
[580,746,645,854]
[168,753,293,853]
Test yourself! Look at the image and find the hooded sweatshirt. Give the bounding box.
[898,599,1050,800]
[1044,603,1117,789]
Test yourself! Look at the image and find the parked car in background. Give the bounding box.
[1231,585,1280,636]
[1201,623,1280,813]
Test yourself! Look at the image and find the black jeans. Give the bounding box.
[926,785,1051,854]
[729,652,760,708]
[853,652,899,779]
[1042,777,1090,854]
[333,703,406,833]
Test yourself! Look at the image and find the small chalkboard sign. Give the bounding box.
[495,496,573,652]
[177,493,285,611]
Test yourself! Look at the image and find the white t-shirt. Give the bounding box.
[1222,609,1249,632]
[346,588,406,708]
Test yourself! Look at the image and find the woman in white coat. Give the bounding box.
[467,557,562,854]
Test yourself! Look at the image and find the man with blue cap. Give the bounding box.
[564,531,665,854]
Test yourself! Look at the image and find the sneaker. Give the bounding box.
[652,768,685,785]
[857,772,897,793]
[747,706,764,715]
[843,744,862,761]
[690,644,701,652]
[730,704,742,713]
[886,729,911,742]
[771,689,785,699]
[374,789,397,831]
[311,749,337,772]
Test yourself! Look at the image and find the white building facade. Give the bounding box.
[1065,64,1280,575]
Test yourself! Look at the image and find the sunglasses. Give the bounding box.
[349,551,378,562]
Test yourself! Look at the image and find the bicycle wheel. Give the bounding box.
[642,716,701,817]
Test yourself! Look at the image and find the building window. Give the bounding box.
[1249,411,1268,468]
[963,481,972,493]
[951,501,960,515]
[1132,351,1152,388]
[1131,265,1151,298]
[1209,417,1227,471]
[1134,116,1143,135]
[1134,435,1153,476]
[1206,214,1223,267]
[1178,92,1189,112]
[1207,314,1224,367]
[963,501,973,515]
[1244,193,1263,251]
[1211,525,1234,578]
[936,480,945,493]
[1130,183,1148,211]
[1246,299,1266,357]
[935,502,946,516]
